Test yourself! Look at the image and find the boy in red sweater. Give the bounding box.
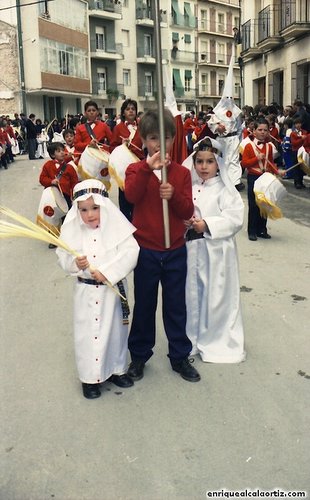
[74,100,112,154]
[241,118,285,241]
[124,109,201,383]
[290,118,308,188]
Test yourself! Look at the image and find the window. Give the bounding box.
[201,40,208,59]
[218,74,225,95]
[59,50,69,75]
[40,38,88,79]
[184,70,192,92]
[97,68,106,93]
[121,29,130,47]
[217,43,225,63]
[201,73,208,93]
[96,27,105,51]
[184,2,196,28]
[173,68,184,97]
[123,69,131,86]
[201,9,207,30]
[145,72,153,95]
[172,32,179,42]
[144,34,152,57]
[218,13,225,33]
[184,34,191,44]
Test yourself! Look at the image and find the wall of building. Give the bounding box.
[0,21,20,114]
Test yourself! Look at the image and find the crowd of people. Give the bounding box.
[1,96,309,399]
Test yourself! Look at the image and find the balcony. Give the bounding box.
[92,82,124,99]
[257,5,283,51]
[90,42,124,60]
[241,19,261,61]
[171,0,196,29]
[279,0,310,39]
[198,21,235,38]
[88,0,122,20]
[201,0,240,6]
[198,51,237,66]
[171,48,198,63]
[135,6,168,26]
[197,85,240,100]
[136,47,168,64]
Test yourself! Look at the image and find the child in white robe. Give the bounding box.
[56,179,139,399]
[184,138,246,363]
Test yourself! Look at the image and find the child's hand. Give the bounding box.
[278,169,286,177]
[160,182,174,200]
[256,152,265,160]
[192,219,207,233]
[90,269,107,283]
[216,123,226,134]
[76,255,89,270]
[89,138,99,148]
[184,216,195,228]
[51,178,59,186]
[147,151,171,171]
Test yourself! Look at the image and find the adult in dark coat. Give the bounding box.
[25,114,37,159]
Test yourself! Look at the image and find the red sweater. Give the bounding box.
[241,141,278,176]
[74,121,112,153]
[290,129,308,151]
[110,121,144,160]
[39,160,78,198]
[125,159,193,251]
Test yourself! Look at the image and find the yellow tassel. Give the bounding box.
[254,192,283,220]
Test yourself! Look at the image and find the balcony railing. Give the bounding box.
[258,5,282,42]
[92,82,124,97]
[136,7,167,24]
[137,46,168,60]
[280,0,310,30]
[205,0,240,6]
[242,19,259,51]
[171,48,198,63]
[90,40,123,56]
[199,51,235,65]
[89,0,122,14]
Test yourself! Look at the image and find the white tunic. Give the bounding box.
[186,176,246,363]
[57,224,139,383]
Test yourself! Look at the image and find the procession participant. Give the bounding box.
[63,128,80,165]
[241,118,285,241]
[39,142,78,210]
[290,118,308,189]
[207,49,244,191]
[124,109,201,384]
[74,100,112,154]
[184,137,245,364]
[56,179,139,399]
[110,99,144,220]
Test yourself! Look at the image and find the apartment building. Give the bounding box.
[240,0,310,107]
[197,0,241,111]
[0,0,243,118]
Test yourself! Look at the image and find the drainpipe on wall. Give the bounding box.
[16,0,27,115]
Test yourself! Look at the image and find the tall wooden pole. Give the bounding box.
[153,0,170,248]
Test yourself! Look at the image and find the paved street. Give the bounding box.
[0,156,309,500]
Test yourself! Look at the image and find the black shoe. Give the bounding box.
[82,383,101,399]
[235,182,245,192]
[127,360,145,381]
[248,234,257,241]
[171,358,201,382]
[108,374,134,388]
[48,243,57,249]
[257,233,271,239]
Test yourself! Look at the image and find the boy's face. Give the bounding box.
[85,106,98,122]
[78,196,100,229]
[254,124,269,142]
[194,150,218,181]
[54,148,65,162]
[124,104,137,122]
[295,122,302,131]
[65,133,75,146]
[143,133,174,157]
